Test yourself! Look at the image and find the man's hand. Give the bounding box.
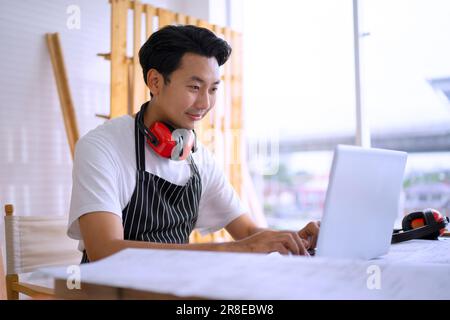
[231,229,310,256]
[297,221,320,250]
[225,215,320,256]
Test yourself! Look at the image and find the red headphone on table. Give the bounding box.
[136,102,197,161]
[391,208,449,244]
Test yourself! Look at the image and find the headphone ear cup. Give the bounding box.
[422,209,442,240]
[170,128,195,161]
[402,211,424,231]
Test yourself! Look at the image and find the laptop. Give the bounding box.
[314,145,407,260]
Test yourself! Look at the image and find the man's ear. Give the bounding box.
[146,69,164,96]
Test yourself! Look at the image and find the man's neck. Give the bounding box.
[143,100,165,128]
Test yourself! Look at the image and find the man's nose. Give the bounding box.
[196,91,210,110]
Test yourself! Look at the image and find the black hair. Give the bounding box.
[139,25,232,92]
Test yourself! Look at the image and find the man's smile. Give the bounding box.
[186,112,204,121]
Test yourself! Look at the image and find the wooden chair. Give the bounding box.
[3,204,81,299]
[0,248,6,299]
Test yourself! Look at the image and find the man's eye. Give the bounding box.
[189,86,200,90]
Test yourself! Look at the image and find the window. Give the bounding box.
[243,0,355,229]
[360,0,450,220]
[243,0,450,229]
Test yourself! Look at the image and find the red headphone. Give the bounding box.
[137,102,197,161]
[391,208,449,244]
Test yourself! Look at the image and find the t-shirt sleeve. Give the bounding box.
[67,137,123,240]
[195,148,247,235]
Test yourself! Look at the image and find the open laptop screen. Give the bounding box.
[315,145,407,260]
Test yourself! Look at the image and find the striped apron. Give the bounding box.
[81,111,201,263]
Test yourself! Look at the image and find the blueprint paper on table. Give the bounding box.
[379,238,450,265]
[38,238,450,300]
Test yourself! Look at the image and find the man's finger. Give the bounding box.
[277,233,300,255]
[291,231,309,255]
[309,222,320,249]
[274,244,290,255]
[298,222,320,249]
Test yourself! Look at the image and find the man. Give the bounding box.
[68,25,319,262]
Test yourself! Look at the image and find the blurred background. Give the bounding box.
[243,0,450,229]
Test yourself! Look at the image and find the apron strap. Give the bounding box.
[134,110,147,171]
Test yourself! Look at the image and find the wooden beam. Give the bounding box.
[5,275,19,300]
[97,53,132,64]
[186,15,198,26]
[157,8,175,29]
[145,5,156,39]
[223,27,233,182]
[211,24,225,162]
[144,5,156,101]
[176,13,187,25]
[212,24,224,34]
[198,19,212,30]
[110,0,129,118]
[132,0,146,114]
[45,33,79,159]
[230,31,243,195]
[4,204,13,216]
[195,22,216,145]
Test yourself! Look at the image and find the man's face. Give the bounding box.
[155,53,221,130]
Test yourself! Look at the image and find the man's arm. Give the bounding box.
[80,212,319,261]
[224,214,265,240]
[79,212,234,262]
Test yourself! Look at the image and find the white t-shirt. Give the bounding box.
[68,115,246,250]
